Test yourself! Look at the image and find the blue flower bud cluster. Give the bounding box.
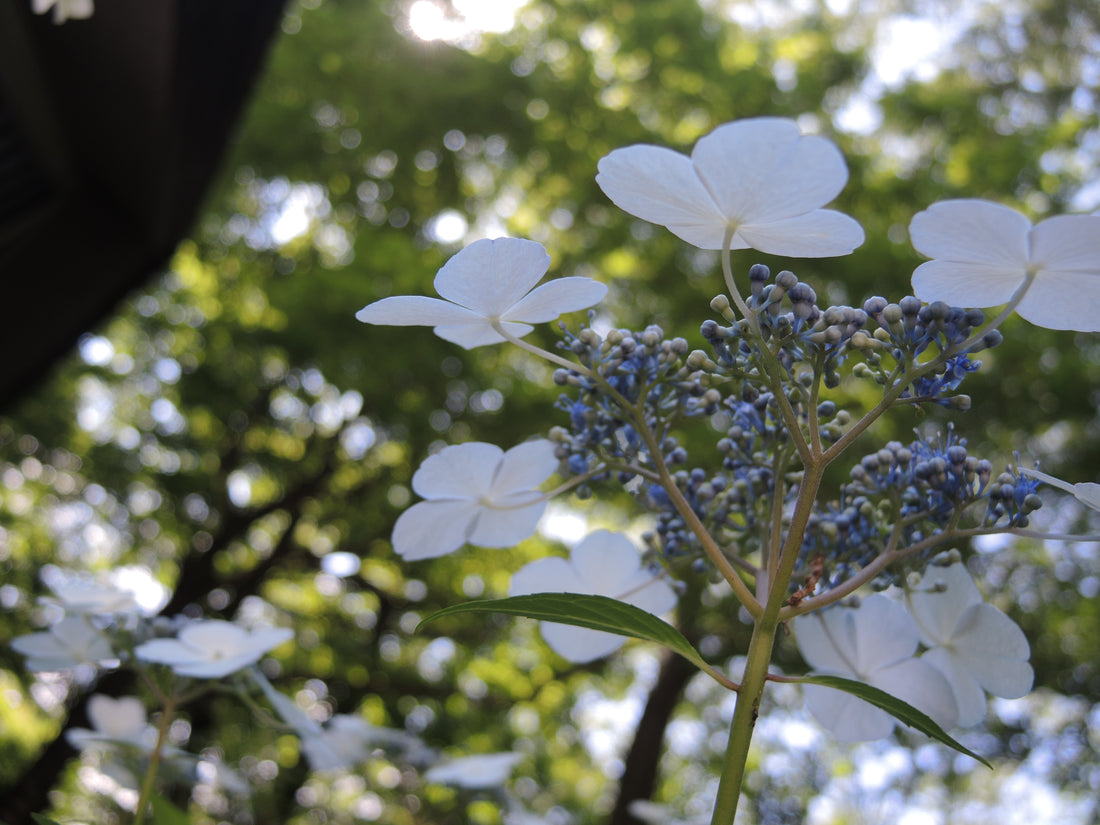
[699,266,1002,407]
[801,429,1043,590]
[860,296,1002,408]
[549,320,716,494]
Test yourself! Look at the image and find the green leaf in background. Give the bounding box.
[30,815,64,825]
[419,593,736,687]
[795,674,992,767]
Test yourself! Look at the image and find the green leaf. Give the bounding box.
[796,674,992,767]
[149,793,192,825]
[30,816,64,825]
[419,593,719,678]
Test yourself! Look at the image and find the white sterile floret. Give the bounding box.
[508,530,678,663]
[393,440,558,560]
[11,616,118,672]
[134,619,293,678]
[424,752,522,789]
[595,117,865,256]
[66,695,157,752]
[794,595,958,742]
[43,573,141,616]
[909,199,1100,331]
[356,237,606,349]
[1019,466,1100,511]
[905,563,1033,727]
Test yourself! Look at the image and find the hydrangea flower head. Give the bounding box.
[134,620,293,678]
[595,117,865,256]
[393,440,558,560]
[795,594,958,742]
[356,237,606,349]
[509,530,678,663]
[905,563,1033,726]
[910,200,1100,331]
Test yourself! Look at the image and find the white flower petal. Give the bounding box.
[411,443,502,499]
[907,564,981,648]
[849,594,919,673]
[1073,482,1100,509]
[794,608,856,673]
[737,210,865,258]
[539,622,628,663]
[467,500,548,547]
[911,260,1027,307]
[909,200,1031,267]
[596,144,724,240]
[570,530,642,587]
[433,320,530,350]
[922,647,988,727]
[509,557,585,595]
[134,638,201,667]
[355,295,482,327]
[872,657,958,731]
[949,603,1033,698]
[179,620,249,651]
[488,440,559,496]
[424,752,521,789]
[434,238,551,316]
[86,695,149,741]
[506,277,608,324]
[1016,269,1100,331]
[1029,214,1100,273]
[804,681,897,742]
[392,499,480,560]
[692,119,848,225]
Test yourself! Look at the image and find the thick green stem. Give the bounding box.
[710,461,826,824]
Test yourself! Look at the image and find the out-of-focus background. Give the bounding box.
[1,1,1098,823]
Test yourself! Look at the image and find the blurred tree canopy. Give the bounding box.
[1,0,1099,823]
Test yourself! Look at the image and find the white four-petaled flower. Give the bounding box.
[393,440,558,560]
[356,237,606,349]
[595,118,864,257]
[910,199,1100,331]
[508,530,678,663]
[906,563,1033,726]
[11,616,118,672]
[134,620,293,678]
[795,594,958,742]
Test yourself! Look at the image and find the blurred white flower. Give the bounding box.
[356,237,606,349]
[1019,466,1100,511]
[595,118,864,256]
[134,620,293,678]
[11,616,117,672]
[300,714,415,771]
[67,695,157,752]
[795,594,958,742]
[910,199,1100,331]
[629,800,709,825]
[905,563,1033,726]
[509,530,678,663]
[424,752,521,789]
[42,573,141,616]
[393,440,558,560]
[32,0,93,23]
